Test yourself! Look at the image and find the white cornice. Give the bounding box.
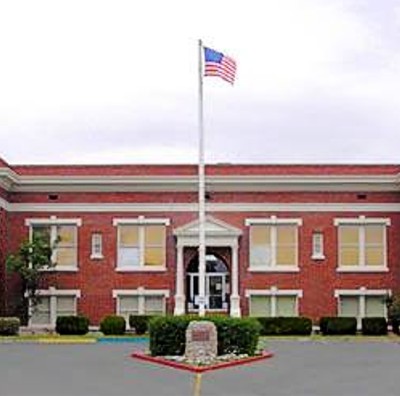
[1,173,400,192]
[5,201,400,213]
[0,196,10,211]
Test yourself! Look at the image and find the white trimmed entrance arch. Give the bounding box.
[173,216,242,317]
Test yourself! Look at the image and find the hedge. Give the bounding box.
[256,317,312,336]
[361,317,387,335]
[319,317,357,335]
[100,315,126,335]
[149,316,261,357]
[392,318,400,335]
[0,317,20,336]
[129,315,153,335]
[55,316,89,335]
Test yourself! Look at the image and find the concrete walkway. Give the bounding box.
[1,340,400,395]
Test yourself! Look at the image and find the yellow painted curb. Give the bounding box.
[37,338,96,344]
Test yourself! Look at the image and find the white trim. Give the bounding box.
[28,287,81,327]
[25,217,82,226]
[113,217,170,226]
[245,216,303,226]
[113,288,169,318]
[247,218,300,270]
[3,173,400,194]
[6,202,400,213]
[246,286,303,317]
[115,219,167,270]
[91,233,103,260]
[245,287,303,297]
[334,288,391,297]
[336,216,389,270]
[113,288,170,297]
[337,267,389,273]
[334,216,391,226]
[27,219,79,270]
[311,232,325,260]
[0,196,9,210]
[248,266,300,273]
[115,266,167,272]
[335,288,391,326]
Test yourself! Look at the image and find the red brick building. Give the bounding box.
[1,156,399,327]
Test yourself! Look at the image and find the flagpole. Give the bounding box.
[198,39,206,317]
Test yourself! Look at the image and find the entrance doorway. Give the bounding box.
[186,254,230,312]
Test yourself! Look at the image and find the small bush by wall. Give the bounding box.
[392,318,400,335]
[149,315,261,357]
[256,317,312,336]
[0,317,20,336]
[129,315,153,335]
[319,317,357,335]
[100,315,126,335]
[55,316,89,335]
[361,317,387,336]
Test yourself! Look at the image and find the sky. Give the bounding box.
[1,0,400,165]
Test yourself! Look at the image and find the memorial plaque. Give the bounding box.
[192,329,210,342]
[185,321,218,362]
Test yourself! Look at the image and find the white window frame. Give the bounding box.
[28,287,81,328]
[113,217,170,272]
[245,216,302,272]
[113,288,169,322]
[245,286,303,317]
[91,233,103,260]
[335,287,391,328]
[312,232,325,260]
[334,216,390,272]
[25,217,81,272]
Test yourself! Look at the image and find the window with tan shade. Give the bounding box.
[249,294,298,317]
[117,224,166,269]
[56,225,77,267]
[338,223,386,269]
[144,226,165,266]
[337,292,387,327]
[30,292,79,327]
[249,224,298,269]
[31,223,79,270]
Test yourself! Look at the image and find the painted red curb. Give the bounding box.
[131,351,274,373]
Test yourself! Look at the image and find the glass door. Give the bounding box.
[207,275,224,309]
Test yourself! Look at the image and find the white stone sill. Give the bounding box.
[39,267,78,272]
[115,267,167,272]
[336,267,389,273]
[248,267,300,273]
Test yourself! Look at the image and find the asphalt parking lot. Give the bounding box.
[1,340,400,396]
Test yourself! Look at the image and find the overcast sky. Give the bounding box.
[1,0,400,165]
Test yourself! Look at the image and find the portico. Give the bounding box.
[173,216,242,317]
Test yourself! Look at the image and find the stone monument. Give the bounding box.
[184,321,218,363]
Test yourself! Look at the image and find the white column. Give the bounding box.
[174,243,185,315]
[230,243,241,317]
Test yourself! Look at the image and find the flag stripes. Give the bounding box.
[203,47,237,84]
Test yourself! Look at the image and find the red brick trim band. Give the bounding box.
[131,351,274,373]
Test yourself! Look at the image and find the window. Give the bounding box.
[91,233,103,259]
[312,232,325,260]
[29,288,80,327]
[114,289,168,323]
[246,217,301,271]
[335,217,389,271]
[246,287,302,317]
[336,289,389,327]
[114,218,169,271]
[26,218,81,271]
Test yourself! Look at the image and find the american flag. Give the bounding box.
[204,47,237,85]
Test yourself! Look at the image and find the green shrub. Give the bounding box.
[129,315,153,335]
[149,315,261,357]
[0,317,20,336]
[361,317,387,335]
[256,317,312,336]
[319,317,357,335]
[392,318,400,335]
[55,316,89,335]
[100,315,126,335]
